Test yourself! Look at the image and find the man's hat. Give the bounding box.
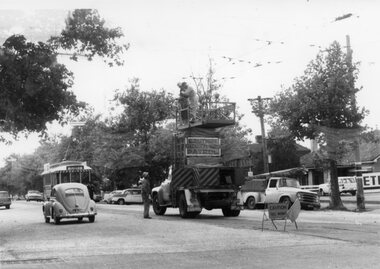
[177,82,187,89]
[142,172,149,177]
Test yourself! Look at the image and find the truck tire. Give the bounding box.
[222,208,240,217]
[178,193,199,218]
[179,193,190,218]
[118,199,125,205]
[351,190,356,196]
[246,196,256,210]
[152,194,167,215]
[280,196,292,209]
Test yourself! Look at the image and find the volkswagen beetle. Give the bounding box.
[42,183,97,224]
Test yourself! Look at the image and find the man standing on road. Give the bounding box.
[141,172,152,219]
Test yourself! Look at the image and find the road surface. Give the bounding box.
[1,200,379,268]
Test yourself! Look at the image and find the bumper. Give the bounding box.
[58,212,97,219]
[301,202,321,210]
[27,197,44,201]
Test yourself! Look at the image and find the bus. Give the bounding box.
[41,161,92,200]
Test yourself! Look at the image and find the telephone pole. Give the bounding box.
[346,34,365,210]
[248,96,272,173]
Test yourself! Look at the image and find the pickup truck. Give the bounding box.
[241,177,320,210]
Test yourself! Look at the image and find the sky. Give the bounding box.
[1,0,380,166]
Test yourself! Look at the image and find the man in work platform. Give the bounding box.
[178,82,199,123]
[141,172,152,219]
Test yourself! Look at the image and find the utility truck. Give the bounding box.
[242,177,320,210]
[152,102,245,218]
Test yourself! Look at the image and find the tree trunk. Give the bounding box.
[328,159,344,209]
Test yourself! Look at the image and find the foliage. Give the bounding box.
[112,79,175,146]
[0,9,127,140]
[49,9,129,67]
[191,58,228,106]
[265,122,302,171]
[270,41,366,140]
[0,35,83,138]
[269,41,366,209]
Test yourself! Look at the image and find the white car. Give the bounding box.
[103,190,123,204]
[111,188,143,205]
[319,177,357,196]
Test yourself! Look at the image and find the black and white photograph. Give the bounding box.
[1,0,380,268]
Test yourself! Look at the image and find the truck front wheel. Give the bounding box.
[179,193,190,218]
[179,193,199,218]
[246,196,256,210]
[222,208,240,217]
[280,196,292,209]
[152,194,167,215]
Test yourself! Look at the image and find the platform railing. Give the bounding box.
[176,102,236,128]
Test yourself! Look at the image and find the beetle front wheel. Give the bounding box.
[52,210,60,225]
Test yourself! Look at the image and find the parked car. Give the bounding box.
[111,188,143,205]
[25,190,44,202]
[42,183,97,224]
[319,177,357,196]
[103,190,123,204]
[93,193,102,202]
[0,191,11,209]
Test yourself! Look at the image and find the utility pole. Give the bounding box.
[248,96,272,173]
[346,34,365,210]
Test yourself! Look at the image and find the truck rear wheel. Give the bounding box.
[222,208,240,217]
[152,194,167,215]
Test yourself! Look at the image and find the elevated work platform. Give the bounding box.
[177,102,236,130]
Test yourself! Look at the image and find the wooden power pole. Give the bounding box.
[248,96,272,173]
[346,34,365,210]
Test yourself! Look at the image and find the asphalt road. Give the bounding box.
[1,200,380,269]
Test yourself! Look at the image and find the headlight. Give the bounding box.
[296,192,301,199]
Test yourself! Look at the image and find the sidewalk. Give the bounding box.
[320,191,380,205]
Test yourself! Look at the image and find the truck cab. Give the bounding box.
[242,177,320,210]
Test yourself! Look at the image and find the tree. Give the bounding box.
[0,35,82,138]
[266,124,301,172]
[189,59,252,166]
[0,9,128,140]
[49,9,129,67]
[112,79,175,147]
[269,41,366,209]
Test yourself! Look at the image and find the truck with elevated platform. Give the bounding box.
[151,101,245,218]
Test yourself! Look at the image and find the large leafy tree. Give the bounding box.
[112,79,175,147]
[270,41,366,209]
[0,9,128,140]
[266,123,301,172]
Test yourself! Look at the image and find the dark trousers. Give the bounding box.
[143,199,150,218]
